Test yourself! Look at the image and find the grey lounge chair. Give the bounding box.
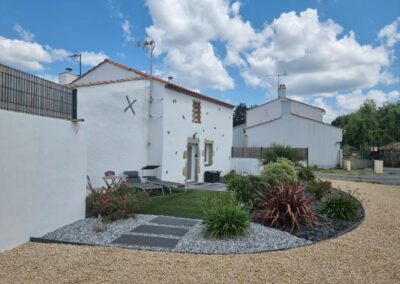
[123,171,165,196]
[146,176,186,194]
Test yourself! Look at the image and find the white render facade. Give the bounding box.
[65,60,234,187]
[233,85,342,168]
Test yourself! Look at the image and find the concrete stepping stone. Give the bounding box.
[111,234,179,248]
[131,225,189,237]
[150,216,199,227]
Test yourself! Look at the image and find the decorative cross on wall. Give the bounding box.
[124,96,137,115]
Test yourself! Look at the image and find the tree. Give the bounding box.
[331,100,400,147]
[233,103,248,126]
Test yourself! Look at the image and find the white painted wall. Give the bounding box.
[233,124,246,147]
[246,114,342,168]
[74,62,233,184]
[0,110,86,252]
[77,80,150,187]
[247,100,282,127]
[291,101,323,121]
[231,158,263,175]
[161,86,233,183]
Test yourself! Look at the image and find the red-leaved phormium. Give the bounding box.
[254,182,316,232]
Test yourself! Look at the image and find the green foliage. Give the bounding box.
[260,158,298,186]
[306,180,331,201]
[86,185,148,222]
[222,170,237,184]
[332,101,400,147]
[320,194,360,221]
[262,143,303,164]
[226,174,261,207]
[202,193,250,239]
[254,183,316,232]
[233,103,258,127]
[297,165,316,182]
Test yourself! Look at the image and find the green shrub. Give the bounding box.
[202,193,250,239]
[260,158,298,186]
[306,180,331,201]
[86,185,148,222]
[297,165,316,182]
[320,194,360,221]
[262,143,302,164]
[254,183,316,232]
[226,174,262,207]
[222,170,236,184]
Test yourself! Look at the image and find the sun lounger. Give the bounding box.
[123,171,165,196]
[146,176,186,194]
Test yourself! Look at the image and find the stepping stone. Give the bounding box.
[111,234,179,248]
[150,216,199,227]
[131,225,189,237]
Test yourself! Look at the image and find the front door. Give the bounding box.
[187,144,198,181]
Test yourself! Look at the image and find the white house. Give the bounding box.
[233,84,342,168]
[60,59,234,187]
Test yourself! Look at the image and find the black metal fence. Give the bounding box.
[232,147,308,162]
[0,63,77,120]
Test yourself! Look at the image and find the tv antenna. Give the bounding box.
[136,39,155,118]
[68,53,82,76]
[266,72,287,89]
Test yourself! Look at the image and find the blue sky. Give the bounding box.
[0,0,399,122]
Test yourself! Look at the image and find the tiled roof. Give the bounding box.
[68,77,146,87]
[71,59,234,109]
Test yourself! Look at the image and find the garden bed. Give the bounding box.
[38,214,312,254]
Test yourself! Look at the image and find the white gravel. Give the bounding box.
[41,214,311,254]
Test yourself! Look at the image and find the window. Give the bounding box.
[204,141,213,166]
[192,100,201,123]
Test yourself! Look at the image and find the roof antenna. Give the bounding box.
[68,53,82,76]
[266,72,287,94]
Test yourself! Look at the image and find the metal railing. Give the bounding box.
[0,63,77,120]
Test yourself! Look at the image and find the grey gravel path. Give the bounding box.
[41,214,311,254]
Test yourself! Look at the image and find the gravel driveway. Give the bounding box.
[0,180,399,283]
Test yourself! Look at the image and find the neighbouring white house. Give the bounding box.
[233,84,342,168]
[60,59,234,187]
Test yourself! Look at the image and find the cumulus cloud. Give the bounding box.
[0,34,107,71]
[145,0,259,89]
[378,17,400,47]
[122,19,135,43]
[243,9,392,96]
[144,2,395,97]
[0,36,51,70]
[13,24,35,42]
[336,89,399,111]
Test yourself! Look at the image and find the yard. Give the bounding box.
[139,189,233,218]
[0,180,399,283]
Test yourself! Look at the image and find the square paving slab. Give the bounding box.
[150,216,199,227]
[111,234,179,248]
[131,225,189,237]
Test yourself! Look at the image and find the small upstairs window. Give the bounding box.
[192,100,201,124]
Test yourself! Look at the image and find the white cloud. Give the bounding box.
[378,17,400,47]
[336,89,399,112]
[0,34,107,71]
[144,3,395,95]
[122,19,135,43]
[37,73,58,83]
[80,51,108,66]
[145,0,259,90]
[0,36,51,70]
[13,24,35,42]
[242,9,392,96]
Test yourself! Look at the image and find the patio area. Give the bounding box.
[0,180,399,283]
